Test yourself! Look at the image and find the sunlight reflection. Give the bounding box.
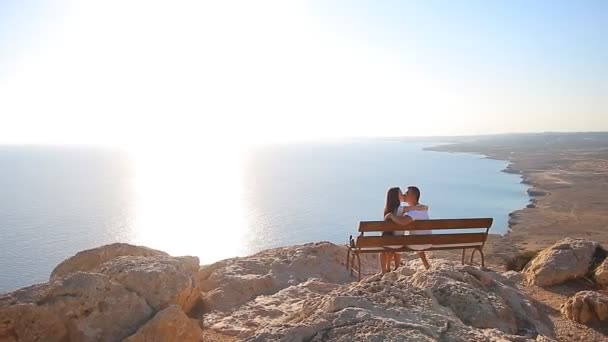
[130,143,248,264]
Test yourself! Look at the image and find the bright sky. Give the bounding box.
[1,0,607,146]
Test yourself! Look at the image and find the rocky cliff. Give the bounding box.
[1,238,607,341]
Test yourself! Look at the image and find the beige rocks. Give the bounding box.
[4,240,580,341]
[409,262,552,338]
[204,278,341,337]
[203,248,552,341]
[523,238,598,286]
[594,258,608,288]
[411,265,517,334]
[214,273,548,341]
[502,271,524,284]
[0,272,153,342]
[0,303,68,342]
[50,243,167,280]
[1,243,203,342]
[50,243,201,313]
[199,242,359,313]
[94,255,201,313]
[123,305,203,342]
[561,291,608,324]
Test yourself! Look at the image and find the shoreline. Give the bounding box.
[424,133,608,266]
[424,143,535,234]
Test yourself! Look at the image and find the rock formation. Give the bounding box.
[94,255,201,312]
[1,244,201,342]
[199,242,368,313]
[123,305,203,342]
[0,272,153,342]
[1,240,588,341]
[561,291,608,324]
[50,243,168,280]
[594,258,608,288]
[409,263,551,337]
[237,277,529,341]
[202,244,553,341]
[523,238,598,286]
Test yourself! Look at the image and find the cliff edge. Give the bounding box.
[1,239,607,341]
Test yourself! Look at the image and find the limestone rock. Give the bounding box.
[594,258,608,288]
[199,242,360,313]
[0,272,153,342]
[123,305,203,342]
[410,266,516,333]
[524,238,598,286]
[94,255,200,313]
[3,241,559,342]
[210,274,544,341]
[502,271,524,284]
[0,303,67,342]
[408,262,552,337]
[205,278,340,337]
[50,243,167,280]
[561,291,608,324]
[203,251,552,341]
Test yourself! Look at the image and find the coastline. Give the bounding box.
[425,143,536,233]
[424,133,608,266]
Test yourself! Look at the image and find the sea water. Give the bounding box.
[0,141,529,292]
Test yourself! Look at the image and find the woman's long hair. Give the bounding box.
[384,187,401,217]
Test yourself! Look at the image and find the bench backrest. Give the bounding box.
[354,218,493,248]
[358,218,493,233]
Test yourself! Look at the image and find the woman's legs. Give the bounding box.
[381,252,408,273]
[380,252,388,273]
[417,252,431,269]
[392,253,401,270]
[384,252,392,272]
[387,252,395,271]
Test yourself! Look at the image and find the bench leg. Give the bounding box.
[461,249,466,265]
[468,248,485,268]
[356,253,362,281]
[346,247,351,270]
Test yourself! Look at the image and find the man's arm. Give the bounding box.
[385,213,414,225]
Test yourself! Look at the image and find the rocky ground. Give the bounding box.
[1,237,607,341]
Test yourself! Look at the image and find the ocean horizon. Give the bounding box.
[0,141,529,292]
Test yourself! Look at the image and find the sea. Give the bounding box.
[0,141,529,292]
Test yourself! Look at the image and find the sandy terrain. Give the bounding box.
[523,281,608,341]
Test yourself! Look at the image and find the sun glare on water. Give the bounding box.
[128,142,249,264]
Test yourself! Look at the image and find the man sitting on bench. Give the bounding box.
[384,186,431,269]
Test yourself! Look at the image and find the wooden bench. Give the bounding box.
[346,218,493,280]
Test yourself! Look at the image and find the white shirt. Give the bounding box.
[394,205,430,233]
[384,205,431,250]
[407,209,430,221]
[401,205,432,250]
